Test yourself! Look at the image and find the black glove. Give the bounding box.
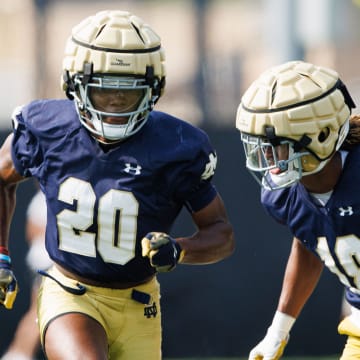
[141,232,183,272]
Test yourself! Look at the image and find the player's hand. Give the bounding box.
[248,332,289,360]
[141,232,184,272]
[249,310,295,360]
[0,250,18,310]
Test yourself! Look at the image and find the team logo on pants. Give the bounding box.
[144,302,157,318]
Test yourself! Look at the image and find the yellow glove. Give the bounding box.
[248,311,295,360]
[0,250,18,309]
[249,336,288,360]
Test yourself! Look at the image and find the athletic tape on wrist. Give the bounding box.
[0,254,11,263]
[270,310,296,334]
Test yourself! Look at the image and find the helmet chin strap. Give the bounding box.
[266,145,299,189]
[263,143,326,190]
[267,153,330,191]
[268,169,300,188]
[92,117,136,141]
[267,118,350,185]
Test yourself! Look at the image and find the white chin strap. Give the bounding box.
[92,118,135,140]
[267,157,329,190]
[268,170,300,187]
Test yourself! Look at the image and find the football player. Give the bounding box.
[236,60,360,360]
[0,10,234,360]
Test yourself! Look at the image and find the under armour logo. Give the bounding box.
[144,302,158,318]
[339,206,354,216]
[124,163,142,175]
[201,152,217,180]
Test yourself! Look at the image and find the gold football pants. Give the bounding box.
[37,266,162,360]
[339,316,360,359]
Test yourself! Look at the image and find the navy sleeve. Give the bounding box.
[11,105,44,177]
[184,181,217,213]
[171,131,218,212]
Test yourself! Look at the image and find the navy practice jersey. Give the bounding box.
[11,99,218,283]
[261,146,360,309]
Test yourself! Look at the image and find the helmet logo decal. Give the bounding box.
[110,58,131,67]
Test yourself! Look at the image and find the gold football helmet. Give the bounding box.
[62,10,166,142]
[236,61,355,190]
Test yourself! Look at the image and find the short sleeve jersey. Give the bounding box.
[11,99,218,283]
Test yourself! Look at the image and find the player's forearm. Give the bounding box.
[277,277,319,319]
[277,238,323,318]
[0,134,26,247]
[0,183,17,248]
[176,220,234,264]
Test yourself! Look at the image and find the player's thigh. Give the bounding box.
[111,334,161,360]
[44,312,108,360]
[109,300,162,360]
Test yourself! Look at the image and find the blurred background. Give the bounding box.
[0,0,360,358]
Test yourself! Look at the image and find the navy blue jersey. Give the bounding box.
[262,146,360,309]
[11,99,218,283]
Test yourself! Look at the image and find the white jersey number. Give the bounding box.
[56,177,138,265]
[317,234,360,289]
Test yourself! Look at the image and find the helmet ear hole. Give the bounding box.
[318,127,330,143]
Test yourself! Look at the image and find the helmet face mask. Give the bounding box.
[62,10,166,143]
[72,74,155,142]
[241,133,307,190]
